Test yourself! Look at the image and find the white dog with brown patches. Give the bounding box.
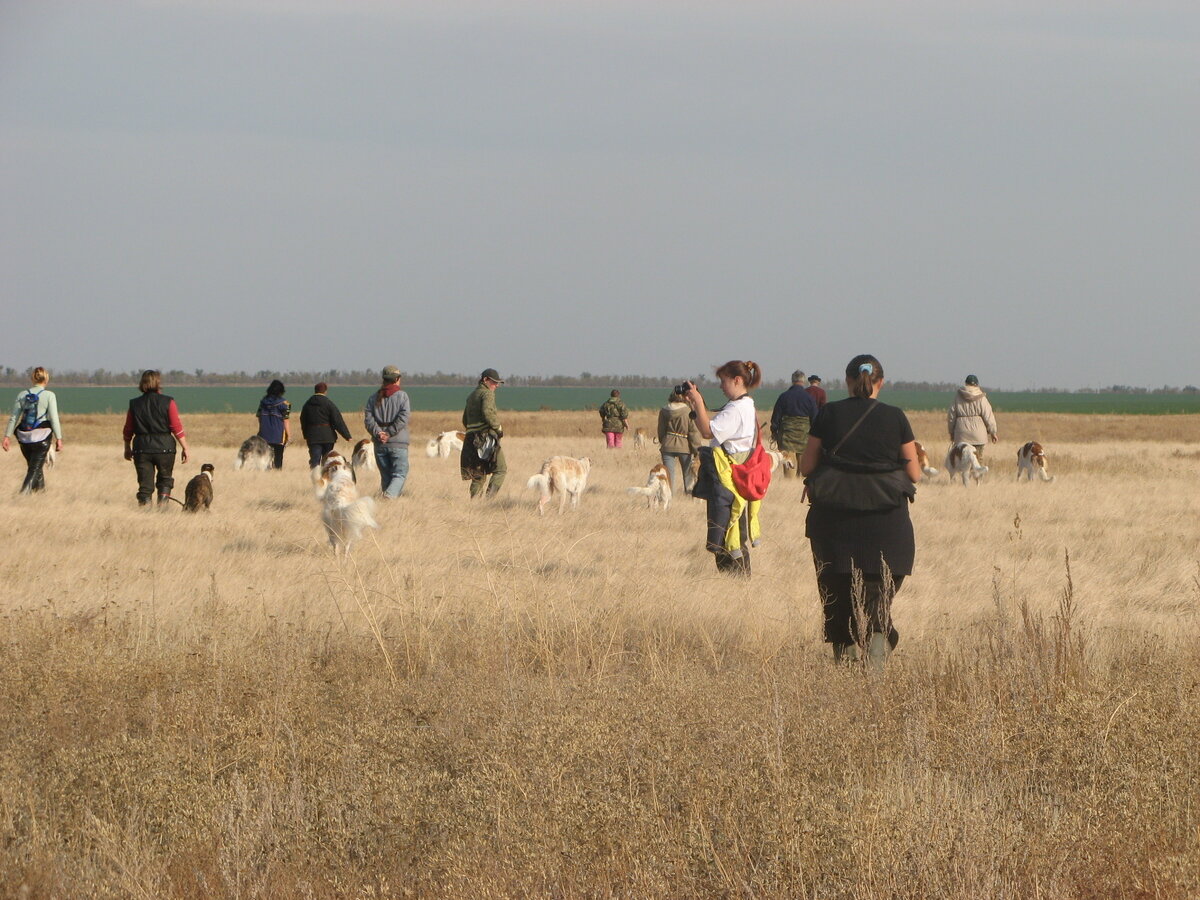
[426,430,466,459]
[945,442,988,485]
[526,456,591,515]
[627,462,671,510]
[351,438,376,474]
[913,441,940,478]
[1017,441,1055,482]
[315,451,379,555]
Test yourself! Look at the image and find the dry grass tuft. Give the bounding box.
[1,413,1198,896]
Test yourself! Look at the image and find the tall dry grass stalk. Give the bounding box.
[0,412,1198,896]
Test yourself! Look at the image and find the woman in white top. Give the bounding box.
[2,366,64,494]
[684,360,763,575]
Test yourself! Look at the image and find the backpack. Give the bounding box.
[18,390,43,431]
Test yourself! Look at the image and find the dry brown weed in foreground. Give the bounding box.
[0,414,1198,897]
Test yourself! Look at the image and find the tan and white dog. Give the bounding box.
[426,430,466,459]
[632,427,652,450]
[913,441,940,478]
[765,449,796,475]
[627,462,672,510]
[1017,441,1054,482]
[945,442,988,485]
[351,438,376,474]
[526,456,591,515]
[315,451,379,555]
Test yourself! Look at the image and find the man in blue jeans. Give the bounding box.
[363,366,411,498]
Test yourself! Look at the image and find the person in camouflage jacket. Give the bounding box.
[460,368,506,498]
[599,390,630,449]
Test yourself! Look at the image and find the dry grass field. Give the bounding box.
[2,410,1199,897]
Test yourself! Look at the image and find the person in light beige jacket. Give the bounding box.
[947,374,998,457]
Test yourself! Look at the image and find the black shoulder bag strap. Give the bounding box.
[827,400,879,459]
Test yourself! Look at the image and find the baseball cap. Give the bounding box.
[965,374,979,386]
[480,368,504,383]
[381,365,401,381]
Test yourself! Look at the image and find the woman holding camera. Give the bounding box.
[800,354,922,669]
[684,360,763,576]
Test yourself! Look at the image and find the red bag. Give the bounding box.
[729,423,772,500]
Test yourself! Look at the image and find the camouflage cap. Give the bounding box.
[381,365,401,381]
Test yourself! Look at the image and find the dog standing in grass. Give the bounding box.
[627,462,672,510]
[316,451,379,555]
[527,456,591,515]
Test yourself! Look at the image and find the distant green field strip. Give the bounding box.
[31,386,1200,415]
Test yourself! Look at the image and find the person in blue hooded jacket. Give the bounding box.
[256,380,291,469]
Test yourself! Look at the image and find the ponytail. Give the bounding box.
[714,359,763,392]
[844,354,883,399]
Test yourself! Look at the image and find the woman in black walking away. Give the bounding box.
[801,354,922,670]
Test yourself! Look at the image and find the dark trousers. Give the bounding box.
[814,554,904,646]
[270,443,285,469]
[133,452,176,505]
[19,437,52,493]
[307,442,333,469]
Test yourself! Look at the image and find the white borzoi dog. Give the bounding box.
[526,456,591,515]
[234,435,273,471]
[351,438,376,474]
[627,462,672,510]
[945,442,989,485]
[1017,441,1055,482]
[315,451,379,556]
[913,440,940,478]
[426,430,466,459]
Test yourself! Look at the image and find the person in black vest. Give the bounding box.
[123,369,191,507]
[300,382,352,469]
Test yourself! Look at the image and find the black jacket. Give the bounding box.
[300,394,352,444]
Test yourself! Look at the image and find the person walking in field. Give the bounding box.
[364,366,411,498]
[123,369,191,507]
[657,388,701,496]
[461,368,506,498]
[599,390,629,449]
[255,380,291,469]
[805,374,827,411]
[685,360,765,576]
[947,374,998,459]
[3,366,63,494]
[300,382,352,469]
[770,369,819,477]
[800,354,921,671]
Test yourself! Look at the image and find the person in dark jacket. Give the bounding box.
[256,380,291,469]
[123,369,191,507]
[800,354,921,670]
[770,369,819,477]
[299,382,352,469]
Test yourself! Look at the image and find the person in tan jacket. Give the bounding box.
[657,389,702,495]
[947,374,998,458]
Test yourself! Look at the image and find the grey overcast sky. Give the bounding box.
[1,0,1196,389]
